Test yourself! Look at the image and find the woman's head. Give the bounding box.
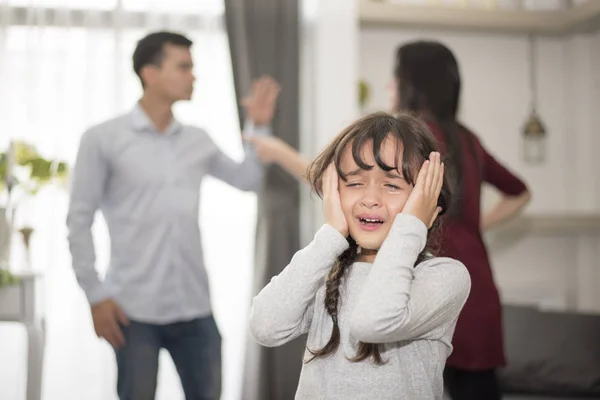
[308,112,450,258]
[392,40,461,121]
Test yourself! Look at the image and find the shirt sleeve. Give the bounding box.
[207,120,271,192]
[350,213,471,343]
[480,138,528,196]
[66,128,111,305]
[430,122,528,197]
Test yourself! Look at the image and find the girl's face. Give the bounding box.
[338,137,415,262]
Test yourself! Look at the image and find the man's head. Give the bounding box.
[133,31,195,102]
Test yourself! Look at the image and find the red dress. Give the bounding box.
[428,122,527,370]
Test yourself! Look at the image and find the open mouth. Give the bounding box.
[357,216,385,231]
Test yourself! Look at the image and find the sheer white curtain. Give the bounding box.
[0,1,256,399]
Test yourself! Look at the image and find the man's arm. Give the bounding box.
[240,76,310,182]
[66,128,128,349]
[207,122,272,191]
[208,75,281,191]
[66,128,110,304]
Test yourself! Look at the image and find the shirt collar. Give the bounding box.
[131,102,183,136]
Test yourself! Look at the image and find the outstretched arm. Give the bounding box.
[208,76,281,190]
[244,135,311,181]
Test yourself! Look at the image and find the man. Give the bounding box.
[66,31,280,400]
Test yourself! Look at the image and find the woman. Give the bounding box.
[391,40,531,400]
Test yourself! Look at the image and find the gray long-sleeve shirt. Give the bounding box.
[249,213,471,400]
[67,104,269,324]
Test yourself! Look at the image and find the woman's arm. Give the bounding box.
[481,190,531,230]
[479,138,532,230]
[244,135,311,181]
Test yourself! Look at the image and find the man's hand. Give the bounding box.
[91,299,129,349]
[242,75,281,126]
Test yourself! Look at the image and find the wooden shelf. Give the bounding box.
[494,213,600,235]
[359,0,600,34]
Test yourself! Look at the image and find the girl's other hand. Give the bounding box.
[403,152,444,228]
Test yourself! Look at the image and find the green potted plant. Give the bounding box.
[0,141,69,194]
[0,140,69,273]
[0,267,20,289]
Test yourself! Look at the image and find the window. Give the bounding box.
[0,2,254,399]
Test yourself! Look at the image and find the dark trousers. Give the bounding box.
[115,315,222,400]
[444,366,502,400]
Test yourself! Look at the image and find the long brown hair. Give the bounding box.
[394,40,480,216]
[304,112,452,365]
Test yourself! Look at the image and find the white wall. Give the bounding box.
[360,28,595,213]
[300,0,360,244]
[358,27,600,311]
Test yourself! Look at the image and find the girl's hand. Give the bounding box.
[403,152,444,228]
[323,164,348,236]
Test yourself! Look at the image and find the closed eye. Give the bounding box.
[385,184,401,190]
[346,182,363,188]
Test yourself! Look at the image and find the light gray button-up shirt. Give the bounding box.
[67,104,269,324]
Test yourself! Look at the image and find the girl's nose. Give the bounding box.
[360,186,381,208]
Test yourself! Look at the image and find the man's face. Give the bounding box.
[144,43,195,102]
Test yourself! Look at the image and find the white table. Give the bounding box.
[0,272,45,400]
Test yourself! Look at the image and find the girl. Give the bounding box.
[249,112,471,400]
[391,41,531,400]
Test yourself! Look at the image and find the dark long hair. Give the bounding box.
[304,112,452,364]
[394,41,479,216]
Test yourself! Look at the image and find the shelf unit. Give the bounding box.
[359,0,600,34]
[493,213,600,235]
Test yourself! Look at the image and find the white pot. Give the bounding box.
[0,208,13,267]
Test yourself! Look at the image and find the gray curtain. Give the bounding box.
[223,1,303,400]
